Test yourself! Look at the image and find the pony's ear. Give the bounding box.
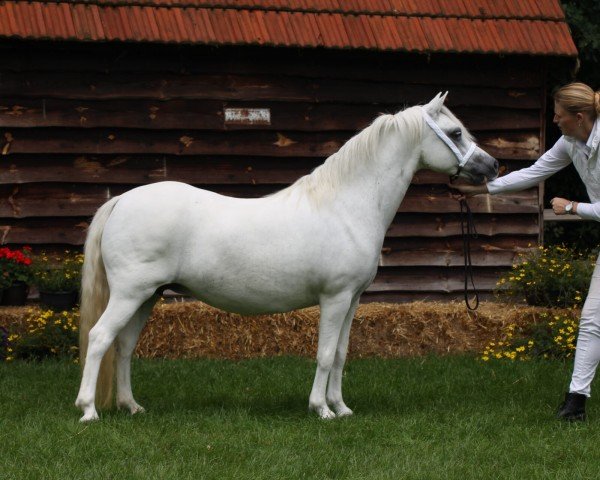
[424,92,448,116]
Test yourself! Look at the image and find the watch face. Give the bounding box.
[566,203,573,212]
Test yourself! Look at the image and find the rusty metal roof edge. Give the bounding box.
[14,0,569,22]
[0,32,579,58]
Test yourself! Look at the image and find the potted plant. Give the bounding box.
[0,276,7,304]
[33,251,83,310]
[0,246,33,306]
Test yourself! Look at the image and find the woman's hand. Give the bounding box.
[550,197,577,215]
[448,184,489,198]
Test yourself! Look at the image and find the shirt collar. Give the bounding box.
[587,117,599,152]
[563,117,599,157]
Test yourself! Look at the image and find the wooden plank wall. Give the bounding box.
[0,41,547,301]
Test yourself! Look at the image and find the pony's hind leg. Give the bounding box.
[326,298,359,417]
[75,293,150,422]
[115,295,158,415]
[309,292,353,419]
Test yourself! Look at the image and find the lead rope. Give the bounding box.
[459,197,479,310]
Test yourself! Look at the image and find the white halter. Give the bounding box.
[422,109,477,170]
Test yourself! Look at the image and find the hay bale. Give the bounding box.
[0,306,32,335]
[137,301,320,359]
[0,301,576,359]
[135,301,573,359]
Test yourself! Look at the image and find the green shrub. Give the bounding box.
[33,251,84,293]
[0,326,8,361]
[496,245,594,308]
[482,311,579,362]
[5,309,79,362]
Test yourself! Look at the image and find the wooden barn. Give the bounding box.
[0,0,577,301]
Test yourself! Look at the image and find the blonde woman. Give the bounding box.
[453,82,600,421]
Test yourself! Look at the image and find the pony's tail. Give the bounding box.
[79,196,120,409]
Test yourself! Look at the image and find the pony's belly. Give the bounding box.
[175,246,377,315]
[188,286,318,315]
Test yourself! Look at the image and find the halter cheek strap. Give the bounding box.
[423,108,480,310]
[422,110,477,170]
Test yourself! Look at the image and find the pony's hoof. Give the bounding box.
[310,404,336,420]
[118,401,146,416]
[328,399,353,417]
[79,412,99,423]
[130,405,146,416]
[320,408,336,420]
[335,406,354,417]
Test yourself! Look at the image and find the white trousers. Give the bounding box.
[570,256,600,397]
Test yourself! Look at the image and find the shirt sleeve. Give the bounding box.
[486,136,573,194]
[575,202,600,221]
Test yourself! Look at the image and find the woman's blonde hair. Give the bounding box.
[553,82,600,119]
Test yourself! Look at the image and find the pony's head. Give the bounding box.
[419,92,498,184]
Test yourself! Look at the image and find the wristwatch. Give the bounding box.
[565,201,574,214]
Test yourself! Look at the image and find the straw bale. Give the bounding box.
[0,301,574,359]
[0,306,32,335]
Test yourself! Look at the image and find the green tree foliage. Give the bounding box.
[561,0,600,86]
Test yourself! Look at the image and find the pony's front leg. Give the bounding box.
[309,292,353,419]
[326,299,358,417]
[115,296,158,415]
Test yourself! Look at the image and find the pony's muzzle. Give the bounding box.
[464,148,499,183]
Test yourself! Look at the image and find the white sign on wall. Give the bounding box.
[224,108,271,125]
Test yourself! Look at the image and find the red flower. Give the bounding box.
[0,246,33,287]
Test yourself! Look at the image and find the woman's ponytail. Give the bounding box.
[553,82,598,119]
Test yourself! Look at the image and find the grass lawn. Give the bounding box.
[1,355,599,479]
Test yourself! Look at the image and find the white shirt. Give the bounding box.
[487,118,600,221]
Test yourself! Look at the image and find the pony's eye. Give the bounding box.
[451,129,462,140]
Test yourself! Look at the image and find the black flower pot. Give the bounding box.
[0,282,29,306]
[39,290,79,310]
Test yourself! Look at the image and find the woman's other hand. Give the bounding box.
[550,197,577,215]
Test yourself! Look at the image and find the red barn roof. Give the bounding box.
[0,0,577,56]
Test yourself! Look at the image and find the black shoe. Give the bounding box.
[556,392,587,422]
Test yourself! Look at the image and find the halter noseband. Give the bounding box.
[422,109,477,181]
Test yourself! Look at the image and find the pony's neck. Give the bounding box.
[278,107,422,235]
[328,108,423,234]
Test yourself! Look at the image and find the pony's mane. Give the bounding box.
[272,105,423,206]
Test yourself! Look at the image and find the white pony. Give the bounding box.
[75,93,498,422]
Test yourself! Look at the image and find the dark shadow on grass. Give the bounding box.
[88,356,584,423]
[131,392,311,419]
